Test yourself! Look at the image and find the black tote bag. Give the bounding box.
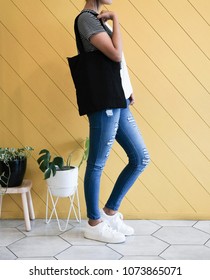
[67,11,126,116]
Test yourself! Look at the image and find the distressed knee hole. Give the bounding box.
[106,109,113,117]
[105,122,118,157]
[142,148,150,166]
[127,116,136,127]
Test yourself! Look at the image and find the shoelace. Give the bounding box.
[102,222,118,234]
[112,212,125,231]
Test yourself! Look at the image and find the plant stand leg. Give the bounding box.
[77,188,81,223]
[46,187,49,224]
[46,187,65,231]
[72,188,81,223]
[45,185,81,232]
[46,187,59,224]
[47,190,67,231]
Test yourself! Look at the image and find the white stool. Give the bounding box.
[0,179,35,231]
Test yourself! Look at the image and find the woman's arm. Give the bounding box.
[90,11,122,62]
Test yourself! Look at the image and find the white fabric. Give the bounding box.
[106,23,133,99]
[120,53,133,99]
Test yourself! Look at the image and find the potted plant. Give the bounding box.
[37,138,89,197]
[0,146,34,190]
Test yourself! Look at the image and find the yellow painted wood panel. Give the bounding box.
[12,0,76,58]
[129,0,210,91]
[0,0,75,105]
[41,0,79,39]
[1,58,74,152]
[128,0,210,127]
[159,0,210,58]
[1,0,210,219]
[121,32,210,186]
[189,0,210,24]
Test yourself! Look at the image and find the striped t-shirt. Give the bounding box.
[77,10,112,52]
[77,10,133,99]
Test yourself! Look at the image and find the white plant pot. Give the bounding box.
[46,166,78,197]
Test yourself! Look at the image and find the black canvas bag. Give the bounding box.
[67,11,126,116]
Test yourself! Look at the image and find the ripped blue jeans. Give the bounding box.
[84,99,150,220]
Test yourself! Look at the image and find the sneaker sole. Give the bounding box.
[123,230,135,236]
[84,232,126,244]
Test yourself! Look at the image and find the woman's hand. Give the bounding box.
[129,93,135,105]
[97,11,117,22]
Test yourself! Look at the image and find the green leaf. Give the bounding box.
[38,150,51,165]
[53,157,64,169]
[51,164,56,176]
[84,138,90,159]
[37,154,48,165]
[66,153,72,167]
[49,162,57,177]
[39,149,50,155]
[85,137,90,149]
[44,168,52,180]
[39,160,48,172]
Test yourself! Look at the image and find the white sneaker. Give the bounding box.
[100,209,134,236]
[84,221,125,243]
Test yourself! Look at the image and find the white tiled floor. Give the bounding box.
[1,219,210,260]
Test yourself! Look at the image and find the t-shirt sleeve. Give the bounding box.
[77,13,106,41]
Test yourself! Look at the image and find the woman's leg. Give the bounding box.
[105,104,150,211]
[84,108,121,223]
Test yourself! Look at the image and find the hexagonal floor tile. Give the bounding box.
[8,236,70,258]
[0,228,25,246]
[121,255,163,260]
[17,257,56,260]
[153,227,210,245]
[56,245,121,260]
[151,220,197,226]
[160,245,210,260]
[17,219,72,236]
[123,220,161,235]
[0,247,16,260]
[60,227,105,246]
[194,221,210,234]
[69,220,87,227]
[107,236,168,256]
[205,239,210,248]
[0,219,25,228]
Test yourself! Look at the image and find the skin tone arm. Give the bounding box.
[90,11,122,62]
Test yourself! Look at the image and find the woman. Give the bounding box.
[77,0,150,243]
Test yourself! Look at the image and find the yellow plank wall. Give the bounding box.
[0,0,210,220]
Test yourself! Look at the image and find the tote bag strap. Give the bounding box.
[74,11,104,54]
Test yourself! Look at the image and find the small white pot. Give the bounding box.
[46,166,78,197]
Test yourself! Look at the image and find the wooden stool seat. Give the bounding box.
[0,179,35,231]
